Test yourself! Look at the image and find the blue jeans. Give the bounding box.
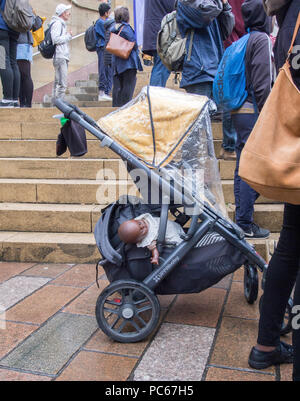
[232,112,259,231]
[222,110,237,152]
[97,48,111,94]
[150,51,170,87]
[184,81,237,152]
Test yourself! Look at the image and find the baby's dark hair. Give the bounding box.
[118,220,140,244]
[114,6,130,23]
[99,2,111,17]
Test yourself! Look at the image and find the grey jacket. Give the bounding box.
[50,15,72,60]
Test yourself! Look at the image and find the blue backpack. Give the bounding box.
[213,33,251,111]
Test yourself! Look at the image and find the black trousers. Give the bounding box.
[17,59,33,107]
[257,203,300,380]
[0,29,20,100]
[112,68,137,107]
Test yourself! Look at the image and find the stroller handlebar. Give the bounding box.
[54,99,99,128]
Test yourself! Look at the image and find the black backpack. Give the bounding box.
[38,22,62,59]
[84,23,97,52]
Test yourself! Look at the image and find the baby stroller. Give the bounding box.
[55,87,269,343]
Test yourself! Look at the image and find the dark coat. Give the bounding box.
[104,18,115,66]
[274,0,300,89]
[224,0,246,48]
[112,23,143,76]
[176,1,235,88]
[242,0,273,111]
[142,0,176,54]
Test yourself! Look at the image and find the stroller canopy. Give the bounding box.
[98,86,209,168]
[98,86,227,217]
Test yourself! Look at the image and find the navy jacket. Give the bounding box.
[95,18,106,49]
[242,0,273,111]
[274,0,300,89]
[112,23,143,76]
[143,0,176,54]
[176,1,234,88]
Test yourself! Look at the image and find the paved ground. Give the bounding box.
[0,261,293,381]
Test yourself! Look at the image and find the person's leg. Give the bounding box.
[53,58,68,99]
[221,111,237,159]
[17,60,33,107]
[248,204,300,369]
[97,48,107,98]
[105,63,113,96]
[112,73,121,107]
[0,29,14,104]
[231,112,267,237]
[119,69,137,106]
[9,34,20,104]
[293,270,300,381]
[150,51,171,87]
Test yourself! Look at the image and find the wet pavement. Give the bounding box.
[0,262,293,381]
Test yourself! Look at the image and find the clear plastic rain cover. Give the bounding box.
[97,86,227,217]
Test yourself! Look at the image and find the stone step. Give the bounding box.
[0,178,278,205]
[0,202,283,234]
[0,116,223,140]
[0,203,103,233]
[0,107,114,123]
[0,230,279,263]
[0,158,235,180]
[0,139,224,159]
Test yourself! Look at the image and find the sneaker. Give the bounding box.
[0,100,15,108]
[98,94,112,101]
[243,223,270,239]
[248,341,293,370]
[219,147,237,160]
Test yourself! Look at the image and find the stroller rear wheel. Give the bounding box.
[95,279,161,343]
[244,265,258,304]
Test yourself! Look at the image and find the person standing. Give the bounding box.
[231,0,273,239]
[51,3,72,100]
[248,0,300,380]
[95,2,112,101]
[111,6,143,107]
[0,0,21,107]
[220,0,246,161]
[143,0,176,87]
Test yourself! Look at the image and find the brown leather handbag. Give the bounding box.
[106,25,135,60]
[239,13,300,205]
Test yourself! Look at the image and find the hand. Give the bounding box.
[222,0,228,3]
[150,256,159,265]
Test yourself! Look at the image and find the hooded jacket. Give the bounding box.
[273,0,300,89]
[142,0,176,54]
[176,0,234,88]
[50,15,72,60]
[242,0,273,111]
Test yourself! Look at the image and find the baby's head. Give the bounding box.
[118,219,148,244]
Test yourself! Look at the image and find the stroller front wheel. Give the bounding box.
[95,279,161,343]
[244,265,258,304]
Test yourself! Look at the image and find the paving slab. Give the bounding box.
[0,276,50,310]
[133,323,215,381]
[0,312,98,375]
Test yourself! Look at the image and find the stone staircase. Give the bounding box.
[0,102,282,264]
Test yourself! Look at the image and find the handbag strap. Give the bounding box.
[288,12,300,56]
[117,25,125,36]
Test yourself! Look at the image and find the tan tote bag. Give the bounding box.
[239,13,300,205]
[106,26,135,60]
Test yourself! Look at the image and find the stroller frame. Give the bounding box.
[55,99,268,343]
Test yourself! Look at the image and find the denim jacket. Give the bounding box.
[111,23,143,75]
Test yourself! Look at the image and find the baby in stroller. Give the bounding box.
[118,213,185,265]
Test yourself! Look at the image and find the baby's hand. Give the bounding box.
[150,255,159,265]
